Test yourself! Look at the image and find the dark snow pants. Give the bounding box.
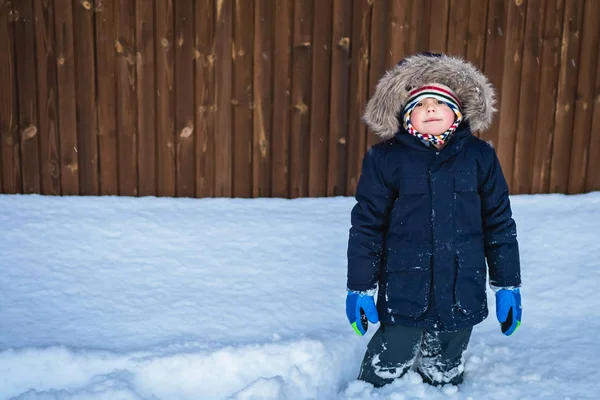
[358,323,472,387]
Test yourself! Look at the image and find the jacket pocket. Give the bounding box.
[454,248,488,315]
[385,250,431,318]
[453,172,482,235]
[391,175,429,228]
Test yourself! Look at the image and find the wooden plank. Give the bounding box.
[326,0,352,197]
[0,0,20,193]
[549,0,584,193]
[345,0,371,196]
[567,0,599,194]
[447,0,470,57]
[531,0,564,193]
[195,0,215,198]
[54,0,79,195]
[271,0,292,198]
[33,0,61,195]
[95,0,119,196]
[512,0,546,195]
[289,0,313,198]
[388,0,411,64]
[366,0,389,151]
[480,0,508,149]
[308,0,333,197]
[174,0,195,197]
[465,0,489,71]
[232,0,255,197]
[495,0,528,191]
[73,0,98,195]
[136,0,156,196]
[585,36,600,192]
[214,0,233,197]
[232,0,253,197]
[155,0,176,197]
[407,0,431,54]
[115,0,138,196]
[233,0,254,198]
[428,0,450,54]
[13,0,40,194]
[252,0,272,198]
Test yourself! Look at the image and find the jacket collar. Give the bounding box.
[394,121,473,161]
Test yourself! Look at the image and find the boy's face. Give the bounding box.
[410,98,456,135]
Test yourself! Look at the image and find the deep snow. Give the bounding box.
[1,192,599,399]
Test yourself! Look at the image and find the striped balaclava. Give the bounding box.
[401,83,463,147]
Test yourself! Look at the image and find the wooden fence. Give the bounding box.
[0,0,599,198]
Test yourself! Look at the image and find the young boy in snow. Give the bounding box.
[345,53,522,387]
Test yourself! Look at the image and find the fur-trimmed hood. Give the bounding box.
[363,53,497,140]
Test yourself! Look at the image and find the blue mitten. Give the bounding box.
[346,291,379,336]
[496,288,522,336]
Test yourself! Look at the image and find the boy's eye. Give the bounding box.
[437,100,444,104]
[416,102,423,107]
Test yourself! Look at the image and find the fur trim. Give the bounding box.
[363,54,497,140]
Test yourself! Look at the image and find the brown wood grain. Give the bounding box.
[289,0,313,198]
[480,0,508,149]
[447,0,470,57]
[531,0,564,193]
[308,0,333,197]
[429,0,450,54]
[214,0,233,197]
[549,0,584,193]
[136,0,157,196]
[388,0,411,65]
[496,0,527,190]
[115,0,138,196]
[465,0,489,72]
[271,0,292,198]
[567,0,599,194]
[233,0,255,198]
[585,35,600,192]
[326,0,352,197]
[346,0,371,196]
[174,0,195,197]
[4,0,599,198]
[33,0,61,195]
[195,0,215,197]
[155,0,176,197]
[512,0,546,195]
[408,0,431,54]
[73,0,99,195]
[252,0,273,198]
[95,0,119,196]
[54,0,79,195]
[13,0,40,194]
[0,0,20,193]
[366,0,389,151]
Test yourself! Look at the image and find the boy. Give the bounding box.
[345,53,522,387]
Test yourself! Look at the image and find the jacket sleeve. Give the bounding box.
[347,146,396,292]
[480,148,521,288]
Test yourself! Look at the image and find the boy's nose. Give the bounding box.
[424,100,437,110]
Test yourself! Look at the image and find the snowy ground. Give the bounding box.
[1,192,599,399]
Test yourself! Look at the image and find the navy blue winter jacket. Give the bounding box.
[347,123,521,331]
